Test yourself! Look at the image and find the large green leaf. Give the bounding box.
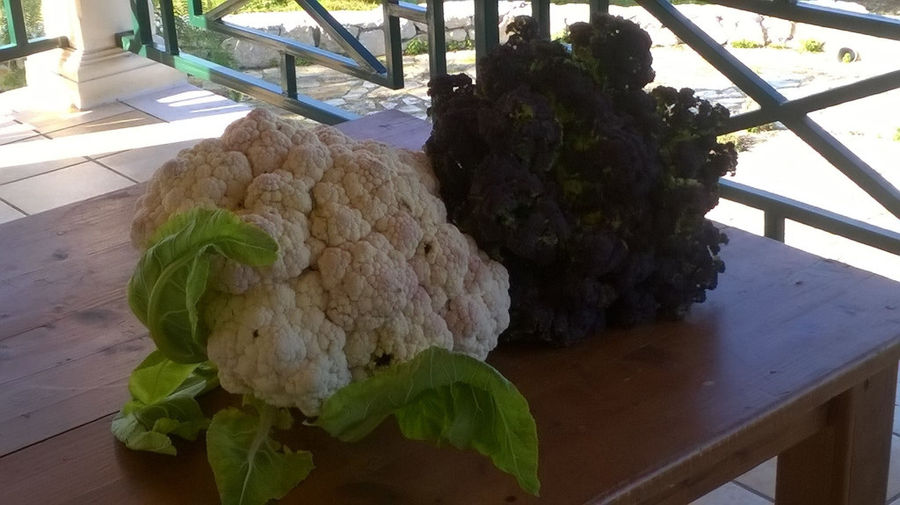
[207,398,314,505]
[317,347,540,495]
[128,208,278,363]
[112,351,219,455]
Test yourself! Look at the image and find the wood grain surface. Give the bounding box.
[1,111,898,505]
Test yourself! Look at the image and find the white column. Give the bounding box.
[24,0,185,110]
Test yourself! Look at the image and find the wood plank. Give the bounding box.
[776,365,898,504]
[0,241,137,340]
[1,229,899,504]
[2,112,899,503]
[0,112,436,455]
[0,184,144,283]
[0,296,143,386]
[331,109,431,152]
[0,335,153,456]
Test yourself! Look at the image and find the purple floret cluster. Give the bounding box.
[426,15,738,346]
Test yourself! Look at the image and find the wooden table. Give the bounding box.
[1,111,899,505]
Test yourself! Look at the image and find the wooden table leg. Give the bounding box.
[776,364,898,505]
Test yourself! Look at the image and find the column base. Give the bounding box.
[25,47,186,111]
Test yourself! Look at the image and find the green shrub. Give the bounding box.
[0,0,43,45]
[730,39,762,49]
[174,15,236,68]
[800,39,825,53]
[447,38,474,51]
[0,62,26,91]
[404,37,428,55]
[894,128,900,142]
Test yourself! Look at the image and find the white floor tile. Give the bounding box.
[97,139,201,182]
[16,101,134,134]
[735,458,777,500]
[691,483,771,505]
[0,199,24,224]
[0,136,87,184]
[0,161,133,214]
[0,120,39,145]
[121,84,250,122]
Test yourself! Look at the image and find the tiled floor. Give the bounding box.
[0,83,898,503]
[0,84,252,223]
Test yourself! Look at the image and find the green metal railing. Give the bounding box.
[121,0,447,124]
[474,0,900,256]
[0,0,66,61]
[123,0,898,257]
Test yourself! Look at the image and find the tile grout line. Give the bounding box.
[90,157,141,185]
[0,157,92,186]
[0,195,28,216]
[117,97,171,124]
[35,109,156,137]
[731,480,775,503]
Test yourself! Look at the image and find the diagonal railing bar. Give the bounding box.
[295,0,385,73]
[203,0,251,23]
[127,0,450,124]
[214,21,391,83]
[636,0,900,220]
[119,33,358,124]
[726,70,900,133]
[714,0,900,41]
[196,0,387,76]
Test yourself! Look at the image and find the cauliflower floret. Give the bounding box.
[133,109,511,416]
[206,274,351,415]
[131,139,252,247]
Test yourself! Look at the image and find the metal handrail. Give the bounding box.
[0,0,67,62]
[473,0,899,255]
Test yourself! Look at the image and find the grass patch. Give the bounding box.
[730,39,762,49]
[799,39,825,53]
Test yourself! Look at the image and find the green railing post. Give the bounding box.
[532,0,550,39]
[426,0,446,79]
[383,0,404,88]
[131,0,154,46]
[590,0,610,17]
[473,0,498,61]
[158,0,180,54]
[764,212,786,242]
[280,53,297,98]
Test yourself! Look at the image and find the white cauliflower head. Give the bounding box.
[132,109,510,416]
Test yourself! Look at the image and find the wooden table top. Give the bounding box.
[1,110,899,505]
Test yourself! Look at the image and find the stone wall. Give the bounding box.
[221,0,873,69]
